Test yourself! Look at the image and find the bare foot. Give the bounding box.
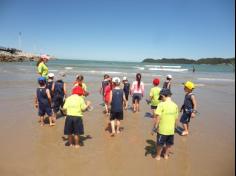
[116,130,121,134]
[50,123,56,127]
[164,155,169,160]
[181,131,189,136]
[75,145,80,149]
[40,123,44,127]
[111,133,115,137]
[155,155,161,161]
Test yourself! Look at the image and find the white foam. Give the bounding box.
[49,70,58,72]
[65,67,73,70]
[134,66,145,70]
[197,78,235,82]
[145,65,182,68]
[148,68,188,72]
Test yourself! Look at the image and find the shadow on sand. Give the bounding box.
[144,139,157,158]
[62,135,92,147]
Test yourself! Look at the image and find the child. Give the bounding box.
[163,75,172,90]
[152,88,178,160]
[104,78,113,115]
[122,77,130,110]
[73,74,89,97]
[131,73,144,112]
[109,77,126,136]
[34,77,54,126]
[149,78,161,118]
[52,76,67,120]
[63,86,91,148]
[180,81,197,136]
[46,73,55,97]
[100,74,110,97]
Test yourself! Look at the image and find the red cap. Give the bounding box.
[153,78,160,86]
[72,86,84,96]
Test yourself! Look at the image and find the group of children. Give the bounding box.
[34,72,198,159]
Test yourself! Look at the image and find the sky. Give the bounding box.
[0,0,235,61]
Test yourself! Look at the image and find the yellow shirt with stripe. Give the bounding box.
[155,99,178,135]
[149,86,161,106]
[63,94,87,117]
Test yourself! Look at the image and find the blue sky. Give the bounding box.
[0,0,235,61]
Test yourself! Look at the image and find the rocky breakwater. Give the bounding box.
[0,50,40,62]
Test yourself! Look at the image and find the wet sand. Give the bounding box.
[0,65,235,176]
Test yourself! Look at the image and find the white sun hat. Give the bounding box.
[167,74,172,79]
[112,77,121,84]
[48,73,55,78]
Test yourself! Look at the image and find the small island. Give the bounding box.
[142,57,235,65]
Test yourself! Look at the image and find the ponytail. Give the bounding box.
[136,73,142,89]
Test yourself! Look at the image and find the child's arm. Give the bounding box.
[46,89,52,105]
[34,95,38,108]
[63,83,67,98]
[191,95,197,118]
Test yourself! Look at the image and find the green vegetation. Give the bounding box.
[142,58,235,65]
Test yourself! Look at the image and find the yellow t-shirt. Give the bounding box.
[38,62,48,79]
[63,94,87,117]
[150,86,161,106]
[155,99,178,135]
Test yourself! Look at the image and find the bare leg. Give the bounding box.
[164,145,171,159]
[49,116,55,126]
[68,135,73,146]
[116,120,121,133]
[136,101,140,112]
[110,120,116,136]
[182,123,189,135]
[155,146,163,160]
[40,116,44,126]
[133,102,136,112]
[74,135,80,148]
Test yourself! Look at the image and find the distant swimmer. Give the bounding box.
[193,66,196,73]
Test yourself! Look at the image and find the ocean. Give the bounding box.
[0,59,235,87]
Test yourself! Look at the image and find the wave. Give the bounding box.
[148,68,188,72]
[145,65,182,68]
[64,67,73,70]
[134,66,145,70]
[197,78,235,82]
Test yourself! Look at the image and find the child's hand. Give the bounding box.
[191,112,196,118]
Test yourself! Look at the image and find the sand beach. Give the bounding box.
[0,61,235,176]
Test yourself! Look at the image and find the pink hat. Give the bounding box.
[40,54,50,60]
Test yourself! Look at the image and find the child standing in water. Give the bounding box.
[149,78,161,118]
[104,78,113,115]
[131,73,144,112]
[122,76,130,110]
[35,77,54,126]
[180,81,197,136]
[153,88,178,160]
[109,77,126,136]
[163,75,172,90]
[63,86,91,148]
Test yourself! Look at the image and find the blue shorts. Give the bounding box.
[132,93,142,103]
[110,111,124,121]
[52,96,64,113]
[180,112,191,124]
[64,116,84,135]
[38,105,52,116]
[157,133,174,147]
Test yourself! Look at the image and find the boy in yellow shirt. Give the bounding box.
[153,88,178,160]
[63,86,91,148]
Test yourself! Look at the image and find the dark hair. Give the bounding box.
[38,80,46,86]
[136,73,142,89]
[36,58,44,67]
[77,75,84,81]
